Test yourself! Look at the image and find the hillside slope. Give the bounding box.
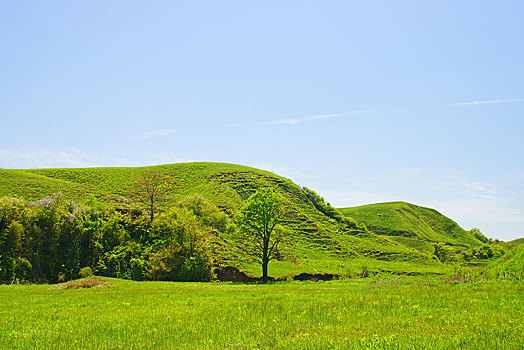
[509,238,524,244]
[1,163,448,277]
[339,202,483,253]
[488,244,524,279]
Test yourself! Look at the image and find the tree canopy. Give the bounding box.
[129,169,173,224]
[237,188,285,283]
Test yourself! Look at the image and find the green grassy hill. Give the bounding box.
[488,244,524,279]
[1,163,459,277]
[509,237,524,244]
[339,202,484,254]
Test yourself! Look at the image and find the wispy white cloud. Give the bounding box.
[232,98,522,128]
[256,109,374,126]
[446,98,524,107]
[131,128,178,140]
[0,147,102,169]
[0,147,189,169]
[425,179,504,202]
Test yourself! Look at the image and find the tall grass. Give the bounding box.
[1,277,522,349]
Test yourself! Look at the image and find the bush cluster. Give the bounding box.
[301,187,365,231]
[433,240,505,263]
[301,187,342,221]
[0,194,231,284]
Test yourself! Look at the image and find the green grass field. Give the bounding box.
[1,277,522,349]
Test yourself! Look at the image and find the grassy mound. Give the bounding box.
[509,237,524,244]
[488,244,524,279]
[339,201,483,252]
[50,277,113,290]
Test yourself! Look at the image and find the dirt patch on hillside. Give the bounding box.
[215,266,340,283]
[214,266,276,282]
[293,272,339,282]
[377,269,446,277]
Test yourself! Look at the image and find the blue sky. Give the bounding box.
[1,1,523,240]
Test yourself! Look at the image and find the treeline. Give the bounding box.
[301,187,366,231]
[432,239,506,263]
[0,193,235,284]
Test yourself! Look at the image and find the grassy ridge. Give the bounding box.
[19,162,298,208]
[1,163,472,277]
[339,202,483,252]
[509,238,524,244]
[0,169,109,202]
[0,277,522,349]
[488,244,524,279]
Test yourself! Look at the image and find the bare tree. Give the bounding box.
[130,169,173,224]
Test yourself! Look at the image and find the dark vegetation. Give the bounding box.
[0,193,221,283]
[0,162,520,284]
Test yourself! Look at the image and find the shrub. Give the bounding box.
[0,256,15,283]
[78,266,94,278]
[301,187,343,221]
[433,242,452,262]
[176,255,212,282]
[130,258,147,281]
[469,228,489,243]
[361,266,370,278]
[15,258,32,282]
[146,244,184,281]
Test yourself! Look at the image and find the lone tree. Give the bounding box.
[130,169,173,224]
[237,187,285,283]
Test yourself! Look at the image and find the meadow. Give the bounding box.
[1,277,522,349]
[1,162,522,349]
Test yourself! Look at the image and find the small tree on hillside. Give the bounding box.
[237,188,285,283]
[130,169,173,224]
[433,242,452,262]
[469,228,490,244]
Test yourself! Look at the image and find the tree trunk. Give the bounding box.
[262,258,268,284]
[149,202,155,224]
[262,236,269,283]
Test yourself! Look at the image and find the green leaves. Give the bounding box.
[302,186,343,221]
[237,188,285,282]
[238,188,283,236]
